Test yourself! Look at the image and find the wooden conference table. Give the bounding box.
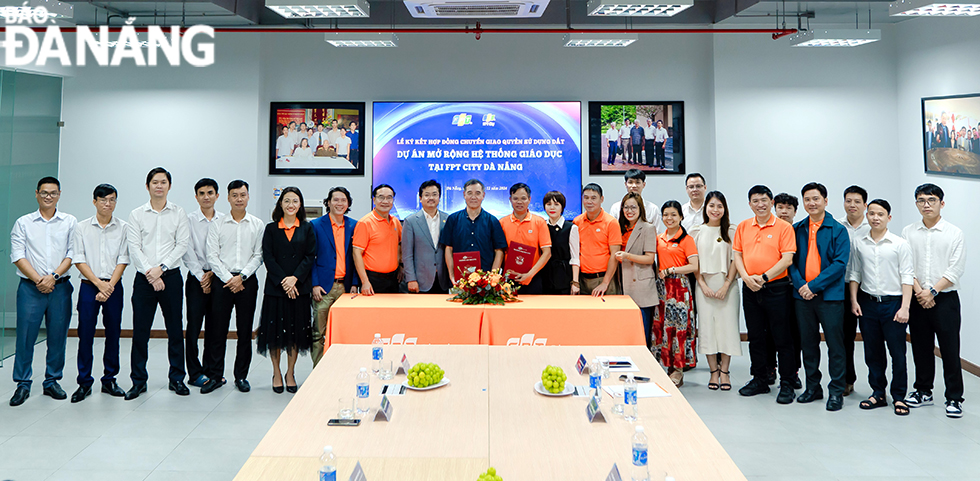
[235,345,746,481]
[325,294,646,347]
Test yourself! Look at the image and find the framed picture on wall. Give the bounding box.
[587,101,685,176]
[922,93,980,179]
[269,102,366,176]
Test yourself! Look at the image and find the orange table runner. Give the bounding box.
[480,294,645,346]
[325,294,484,347]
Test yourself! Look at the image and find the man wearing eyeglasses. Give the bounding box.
[69,184,130,403]
[9,176,78,407]
[901,183,967,418]
[352,184,402,295]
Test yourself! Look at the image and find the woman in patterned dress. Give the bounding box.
[654,200,699,387]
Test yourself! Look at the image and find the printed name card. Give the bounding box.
[586,395,606,423]
[374,395,393,422]
[349,461,367,481]
[396,354,411,375]
[576,354,589,375]
[605,464,623,481]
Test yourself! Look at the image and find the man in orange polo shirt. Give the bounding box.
[352,184,402,295]
[573,183,622,296]
[500,183,552,295]
[733,185,797,403]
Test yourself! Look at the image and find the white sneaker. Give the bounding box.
[946,400,963,418]
[905,390,933,407]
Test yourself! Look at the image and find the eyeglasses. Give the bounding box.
[38,191,60,199]
[622,205,640,211]
[915,198,940,206]
[96,198,117,205]
[374,195,394,202]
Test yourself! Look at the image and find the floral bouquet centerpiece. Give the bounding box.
[448,268,521,305]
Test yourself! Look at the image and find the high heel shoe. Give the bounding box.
[719,370,732,391]
[708,369,720,390]
[285,373,298,394]
[272,374,284,394]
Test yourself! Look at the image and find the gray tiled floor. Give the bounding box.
[1,338,979,481]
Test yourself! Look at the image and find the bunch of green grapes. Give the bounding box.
[478,467,502,481]
[541,365,567,394]
[407,362,444,388]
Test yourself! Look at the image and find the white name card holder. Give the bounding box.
[374,395,393,422]
[586,395,606,423]
[349,461,367,481]
[396,354,411,375]
[605,464,623,481]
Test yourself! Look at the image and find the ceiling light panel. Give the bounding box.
[563,33,637,47]
[266,0,370,18]
[789,29,881,47]
[586,0,693,16]
[324,32,398,47]
[889,0,980,16]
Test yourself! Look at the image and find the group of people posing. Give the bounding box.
[605,118,669,167]
[8,168,967,422]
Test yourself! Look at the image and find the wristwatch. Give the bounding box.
[761,273,769,283]
[160,264,169,272]
[241,273,249,282]
[53,273,61,281]
[929,287,938,297]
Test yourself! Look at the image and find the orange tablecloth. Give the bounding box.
[325,294,484,347]
[480,295,645,346]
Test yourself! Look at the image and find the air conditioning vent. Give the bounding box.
[404,0,549,17]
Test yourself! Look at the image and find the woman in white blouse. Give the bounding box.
[292,138,313,160]
[691,191,741,391]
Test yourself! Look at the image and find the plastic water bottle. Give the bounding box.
[631,426,650,481]
[371,333,384,375]
[624,373,638,422]
[589,358,602,402]
[356,367,370,415]
[319,445,337,481]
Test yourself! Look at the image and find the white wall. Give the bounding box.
[895,17,980,364]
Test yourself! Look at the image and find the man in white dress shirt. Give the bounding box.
[841,185,870,396]
[653,120,669,168]
[125,167,192,400]
[643,118,656,168]
[202,180,263,394]
[183,178,224,388]
[606,122,619,165]
[902,183,967,418]
[681,173,706,231]
[609,169,660,233]
[9,177,77,407]
[619,121,632,166]
[70,184,129,403]
[847,199,913,414]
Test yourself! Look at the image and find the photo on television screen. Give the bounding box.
[373,101,583,220]
[922,93,980,179]
[269,102,365,176]
[587,102,685,176]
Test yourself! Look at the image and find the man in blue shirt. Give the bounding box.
[440,179,507,282]
[788,182,851,412]
[347,121,360,169]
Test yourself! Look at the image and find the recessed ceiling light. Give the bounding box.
[889,0,980,16]
[563,33,638,47]
[788,29,881,47]
[324,32,398,47]
[266,0,370,18]
[586,0,693,16]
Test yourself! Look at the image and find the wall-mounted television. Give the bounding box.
[587,101,685,176]
[269,101,366,176]
[373,101,582,220]
[921,93,980,179]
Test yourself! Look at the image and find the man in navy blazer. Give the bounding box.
[310,187,359,366]
[788,182,851,411]
[402,180,450,294]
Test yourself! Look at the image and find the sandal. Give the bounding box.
[708,369,720,391]
[719,371,732,391]
[894,401,910,416]
[859,396,887,410]
[669,370,684,387]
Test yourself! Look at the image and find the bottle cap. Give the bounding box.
[627,373,635,380]
[360,367,367,372]
[635,426,644,433]
[323,445,333,453]
[374,333,381,338]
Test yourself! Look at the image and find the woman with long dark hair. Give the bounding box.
[691,191,741,391]
[257,187,316,393]
[654,200,699,387]
[614,192,659,348]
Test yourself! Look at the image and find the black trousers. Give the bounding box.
[797,298,846,396]
[765,300,801,373]
[742,279,796,383]
[843,289,859,385]
[367,270,399,294]
[131,269,185,384]
[631,143,643,163]
[185,274,213,381]
[858,293,908,401]
[644,140,655,167]
[909,291,963,402]
[422,283,446,294]
[205,276,258,382]
[655,142,666,166]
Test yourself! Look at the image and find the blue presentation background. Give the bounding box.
[373,102,582,220]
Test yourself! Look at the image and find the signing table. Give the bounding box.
[234,344,745,481]
[325,294,645,347]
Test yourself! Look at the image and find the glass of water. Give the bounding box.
[379,360,394,380]
[338,397,355,420]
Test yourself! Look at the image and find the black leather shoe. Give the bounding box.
[827,393,844,411]
[71,385,92,403]
[43,383,67,400]
[125,383,147,401]
[738,378,771,397]
[797,388,824,403]
[9,387,30,406]
[791,373,803,390]
[200,378,223,394]
[102,381,126,397]
[169,381,190,396]
[776,383,796,404]
[235,379,251,393]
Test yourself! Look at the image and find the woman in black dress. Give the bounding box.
[257,187,316,393]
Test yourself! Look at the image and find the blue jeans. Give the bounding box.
[640,306,655,349]
[857,293,907,401]
[608,141,617,164]
[14,278,74,390]
[76,281,123,388]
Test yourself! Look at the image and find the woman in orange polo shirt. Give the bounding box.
[655,200,700,387]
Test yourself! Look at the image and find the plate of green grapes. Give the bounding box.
[534,365,572,396]
[402,362,450,391]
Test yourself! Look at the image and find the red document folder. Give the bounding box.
[504,241,535,277]
[453,251,481,277]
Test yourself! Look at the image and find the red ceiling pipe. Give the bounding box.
[0,26,798,37]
